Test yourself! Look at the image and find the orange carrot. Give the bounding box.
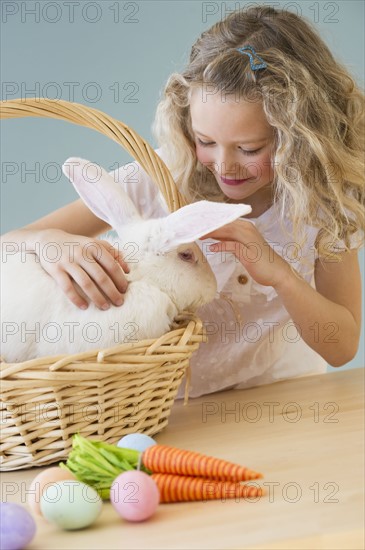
[143,445,263,481]
[151,473,265,503]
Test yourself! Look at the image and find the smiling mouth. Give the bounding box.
[220,176,251,185]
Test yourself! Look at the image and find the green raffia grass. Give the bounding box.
[60,434,151,499]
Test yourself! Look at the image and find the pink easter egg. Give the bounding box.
[28,467,76,515]
[110,471,160,522]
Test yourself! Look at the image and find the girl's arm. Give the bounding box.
[275,249,361,367]
[1,199,129,310]
[2,198,112,242]
[206,220,362,367]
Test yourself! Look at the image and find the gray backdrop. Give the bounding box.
[1,0,364,370]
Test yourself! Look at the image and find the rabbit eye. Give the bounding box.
[178,250,195,263]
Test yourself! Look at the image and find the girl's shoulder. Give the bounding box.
[252,202,319,267]
[108,147,170,219]
[258,202,363,261]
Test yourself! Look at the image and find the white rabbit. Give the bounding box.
[0,157,251,362]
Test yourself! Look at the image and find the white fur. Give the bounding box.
[0,158,251,362]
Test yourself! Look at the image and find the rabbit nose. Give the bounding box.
[178,249,197,263]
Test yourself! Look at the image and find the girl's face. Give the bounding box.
[189,87,275,209]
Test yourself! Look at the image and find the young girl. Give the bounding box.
[3,6,364,397]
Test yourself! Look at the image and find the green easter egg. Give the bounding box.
[40,480,102,530]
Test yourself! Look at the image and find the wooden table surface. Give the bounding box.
[1,368,364,549]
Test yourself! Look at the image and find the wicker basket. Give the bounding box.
[0,98,205,471]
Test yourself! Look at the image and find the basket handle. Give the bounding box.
[0,98,186,213]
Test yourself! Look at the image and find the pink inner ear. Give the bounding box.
[62,156,143,230]
[159,200,252,252]
[68,160,102,187]
[62,158,89,183]
[62,157,116,228]
[80,162,103,184]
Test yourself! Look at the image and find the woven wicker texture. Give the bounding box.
[0,99,203,471]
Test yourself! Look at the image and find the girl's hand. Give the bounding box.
[204,219,291,288]
[37,229,129,310]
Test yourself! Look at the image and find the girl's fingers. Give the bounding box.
[202,219,253,241]
[209,241,246,254]
[89,245,129,295]
[39,237,130,310]
[75,260,126,309]
[209,241,253,267]
[52,269,89,310]
[99,240,130,273]
[66,264,118,310]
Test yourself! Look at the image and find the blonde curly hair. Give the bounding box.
[152,5,364,258]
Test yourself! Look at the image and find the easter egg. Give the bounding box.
[0,502,36,550]
[117,433,157,452]
[28,467,76,515]
[40,480,102,530]
[110,470,160,522]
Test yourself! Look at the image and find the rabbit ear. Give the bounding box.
[158,200,252,252]
[62,157,141,228]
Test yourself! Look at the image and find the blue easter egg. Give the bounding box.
[0,502,36,550]
[117,433,157,452]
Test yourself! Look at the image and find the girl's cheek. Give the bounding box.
[195,146,215,171]
[248,153,273,181]
[195,145,209,162]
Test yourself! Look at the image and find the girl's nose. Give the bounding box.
[216,150,242,177]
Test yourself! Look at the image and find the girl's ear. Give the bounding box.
[158,200,252,252]
[62,157,141,228]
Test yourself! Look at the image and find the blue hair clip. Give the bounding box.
[236,45,267,71]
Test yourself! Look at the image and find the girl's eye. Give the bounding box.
[241,148,261,156]
[197,138,214,147]
[197,138,261,155]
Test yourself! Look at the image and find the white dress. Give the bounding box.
[110,148,329,398]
